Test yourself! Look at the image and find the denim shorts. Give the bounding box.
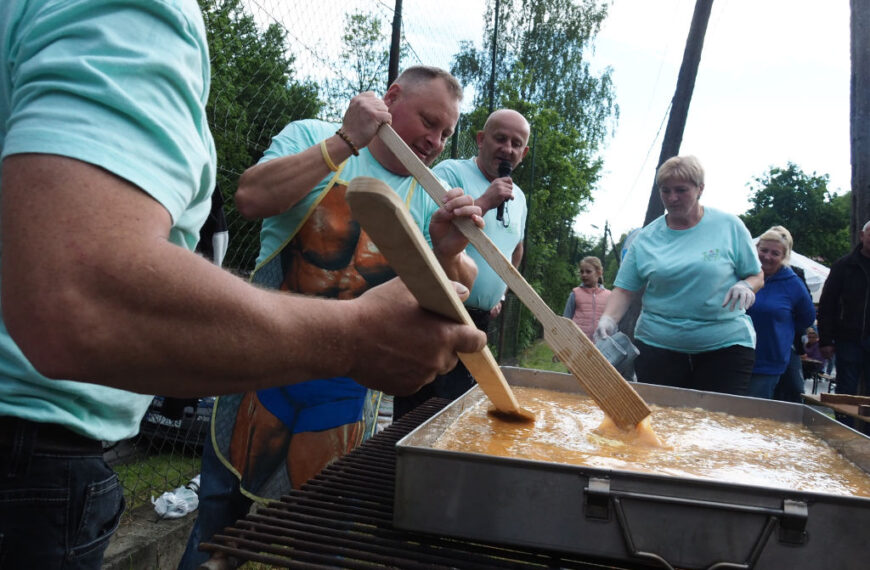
[0,420,125,569]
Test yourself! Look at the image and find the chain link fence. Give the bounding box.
[110,0,493,523]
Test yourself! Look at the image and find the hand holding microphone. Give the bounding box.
[496,160,512,222]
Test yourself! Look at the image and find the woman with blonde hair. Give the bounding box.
[563,256,611,339]
[747,225,815,398]
[595,155,763,395]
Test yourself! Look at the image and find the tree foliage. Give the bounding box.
[199,0,322,271]
[740,162,850,265]
[450,0,617,355]
[321,11,409,120]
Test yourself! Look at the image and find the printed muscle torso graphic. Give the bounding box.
[281,185,395,298]
[227,182,396,496]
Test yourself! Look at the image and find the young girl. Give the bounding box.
[563,256,611,339]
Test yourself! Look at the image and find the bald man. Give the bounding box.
[394,109,531,420]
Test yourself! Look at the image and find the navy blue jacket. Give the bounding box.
[748,265,816,375]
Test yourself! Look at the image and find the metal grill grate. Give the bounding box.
[200,399,643,569]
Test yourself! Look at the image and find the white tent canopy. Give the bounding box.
[752,237,830,303]
[788,251,829,303]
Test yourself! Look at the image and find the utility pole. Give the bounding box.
[851,0,870,241]
[643,0,714,225]
[387,0,403,87]
[623,0,714,339]
[488,0,501,113]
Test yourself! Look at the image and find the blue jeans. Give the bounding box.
[0,420,124,569]
[832,339,870,430]
[747,373,781,399]
[833,338,870,396]
[773,349,804,402]
[178,437,252,570]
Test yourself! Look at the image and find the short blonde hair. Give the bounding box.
[758,225,793,265]
[656,155,705,187]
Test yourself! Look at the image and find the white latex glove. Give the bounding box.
[722,280,755,311]
[593,315,618,343]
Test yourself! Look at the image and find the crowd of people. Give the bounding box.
[1,2,868,569]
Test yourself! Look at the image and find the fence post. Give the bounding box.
[388,0,403,86]
[488,0,501,113]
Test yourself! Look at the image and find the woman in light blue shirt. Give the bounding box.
[594,156,764,395]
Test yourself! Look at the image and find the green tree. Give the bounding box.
[450,0,617,356]
[323,11,407,120]
[740,163,850,265]
[199,0,322,272]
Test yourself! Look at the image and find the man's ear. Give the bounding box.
[521,146,530,160]
[476,130,485,148]
[383,83,401,106]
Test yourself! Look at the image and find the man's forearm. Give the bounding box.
[2,154,486,397]
[235,135,354,219]
[5,230,357,395]
[6,236,485,398]
[436,251,478,290]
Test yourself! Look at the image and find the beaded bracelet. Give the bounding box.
[319,140,339,172]
[335,128,359,156]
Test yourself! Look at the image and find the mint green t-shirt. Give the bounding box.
[615,208,760,353]
[0,0,216,441]
[434,158,526,310]
[255,119,441,266]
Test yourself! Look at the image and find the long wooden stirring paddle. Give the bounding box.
[376,123,650,429]
[346,177,534,423]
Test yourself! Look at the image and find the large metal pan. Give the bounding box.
[394,367,870,569]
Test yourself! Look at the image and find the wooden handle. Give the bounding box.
[376,124,650,428]
[820,393,870,406]
[345,177,525,415]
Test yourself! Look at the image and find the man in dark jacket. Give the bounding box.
[818,221,870,420]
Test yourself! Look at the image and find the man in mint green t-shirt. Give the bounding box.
[394,109,531,420]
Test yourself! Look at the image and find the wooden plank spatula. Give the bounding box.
[376,124,650,429]
[346,177,534,423]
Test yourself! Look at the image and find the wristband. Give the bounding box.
[335,128,359,156]
[319,140,339,172]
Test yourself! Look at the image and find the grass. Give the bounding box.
[114,449,200,512]
[514,338,570,373]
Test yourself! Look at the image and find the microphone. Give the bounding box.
[496,160,512,222]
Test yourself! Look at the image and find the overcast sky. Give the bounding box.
[404,0,852,240]
[579,0,851,240]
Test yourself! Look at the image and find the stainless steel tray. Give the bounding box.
[394,367,870,569]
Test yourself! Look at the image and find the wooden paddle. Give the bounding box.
[376,124,650,429]
[346,177,534,422]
